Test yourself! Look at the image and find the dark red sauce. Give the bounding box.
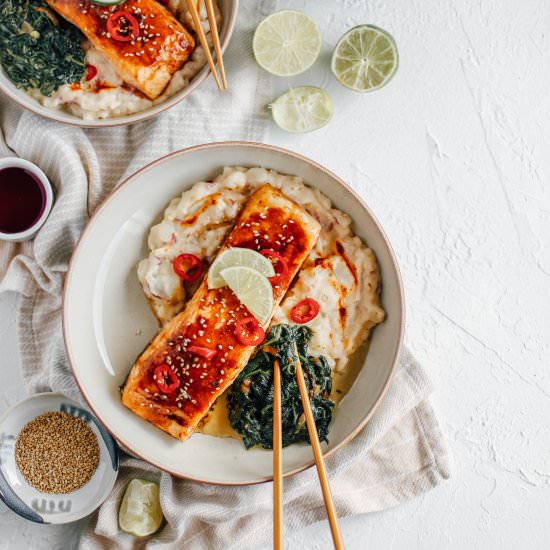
[0,167,46,234]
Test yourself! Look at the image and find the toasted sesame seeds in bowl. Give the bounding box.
[0,393,118,524]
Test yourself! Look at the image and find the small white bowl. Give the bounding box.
[0,393,119,524]
[0,157,53,242]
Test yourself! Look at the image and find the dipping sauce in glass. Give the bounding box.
[0,167,46,234]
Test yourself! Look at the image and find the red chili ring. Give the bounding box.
[173,253,204,283]
[85,64,98,81]
[290,298,320,324]
[260,249,289,285]
[153,364,179,394]
[188,345,217,360]
[106,11,140,43]
[235,316,266,346]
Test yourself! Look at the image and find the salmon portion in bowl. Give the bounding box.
[0,0,237,126]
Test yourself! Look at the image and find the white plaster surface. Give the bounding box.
[1,0,549,547]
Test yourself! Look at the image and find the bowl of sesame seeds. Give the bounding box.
[0,392,119,524]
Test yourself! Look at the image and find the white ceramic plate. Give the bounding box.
[63,142,404,485]
[0,1,238,128]
[0,393,118,524]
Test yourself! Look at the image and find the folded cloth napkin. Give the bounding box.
[0,2,450,547]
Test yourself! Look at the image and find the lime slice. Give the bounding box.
[90,0,126,5]
[220,266,274,324]
[253,10,322,76]
[208,248,275,290]
[331,25,398,92]
[271,86,333,133]
[119,479,163,538]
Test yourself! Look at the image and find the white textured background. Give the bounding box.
[1,0,549,547]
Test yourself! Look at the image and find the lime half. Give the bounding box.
[208,248,275,289]
[119,479,163,538]
[220,266,274,324]
[331,25,398,92]
[253,10,322,76]
[271,86,333,133]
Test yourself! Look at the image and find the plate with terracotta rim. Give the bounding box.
[63,141,404,485]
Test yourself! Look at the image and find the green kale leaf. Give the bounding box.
[0,0,85,96]
[227,324,335,449]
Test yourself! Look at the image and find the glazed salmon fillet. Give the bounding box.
[47,0,195,99]
[122,184,321,441]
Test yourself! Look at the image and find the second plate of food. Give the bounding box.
[63,142,404,484]
[0,0,237,126]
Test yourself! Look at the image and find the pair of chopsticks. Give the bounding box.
[185,0,228,91]
[273,346,345,550]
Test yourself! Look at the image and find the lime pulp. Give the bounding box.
[271,86,333,133]
[331,25,398,92]
[253,10,322,77]
[119,479,163,538]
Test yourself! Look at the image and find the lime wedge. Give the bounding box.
[253,10,322,76]
[331,25,398,92]
[208,248,275,290]
[89,0,126,5]
[271,86,333,133]
[220,266,274,324]
[119,479,163,538]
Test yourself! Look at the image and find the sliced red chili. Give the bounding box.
[85,65,98,81]
[173,253,204,283]
[290,298,320,324]
[260,249,289,285]
[153,364,179,394]
[188,345,217,360]
[106,11,140,43]
[235,316,265,346]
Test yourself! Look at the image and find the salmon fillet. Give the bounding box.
[47,0,195,99]
[122,184,321,441]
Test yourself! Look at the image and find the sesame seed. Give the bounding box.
[15,412,99,494]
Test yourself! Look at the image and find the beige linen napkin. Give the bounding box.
[0,3,450,547]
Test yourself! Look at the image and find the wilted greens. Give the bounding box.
[0,0,85,96]
[227,324,335,449]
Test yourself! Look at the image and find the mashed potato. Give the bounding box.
[138,166,385,376]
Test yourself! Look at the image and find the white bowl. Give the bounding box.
[0,157,54,242]
[0,393,119,524]
[63,142,404,485]
[0,0,238,128]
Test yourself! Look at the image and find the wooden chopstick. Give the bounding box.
[203,0,228,89]
[185,0,223,92]
[294,345,345,550]
[273,359,283,549]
